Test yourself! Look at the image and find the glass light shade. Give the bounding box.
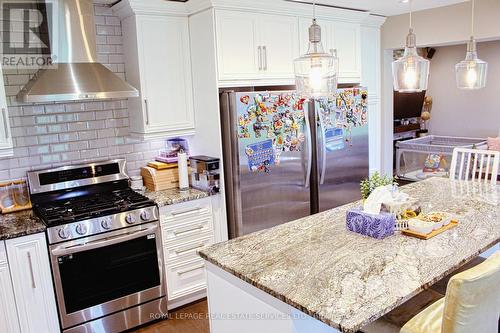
[455,38,488,89]
[294,20,338,98]
[392,30,430,93]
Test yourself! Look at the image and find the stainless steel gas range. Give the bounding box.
[27,159,167,333]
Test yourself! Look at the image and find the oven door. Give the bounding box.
[49,221,166,330]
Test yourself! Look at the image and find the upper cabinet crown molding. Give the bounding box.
[187,0,370,23]
[361,14,386,28]
[120,0,372,23]
[113,0,189,19]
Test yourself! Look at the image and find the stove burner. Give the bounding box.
[35,189,154,227]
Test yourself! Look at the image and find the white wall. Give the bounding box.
[380,0,500,176]
[382,0,500,50]
[427,40,500,138]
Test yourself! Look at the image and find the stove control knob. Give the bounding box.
[140,210,151,221]
[125,213,136,224]
[75,224,88,235]
[101,218,113,230]
[58,227,71,239]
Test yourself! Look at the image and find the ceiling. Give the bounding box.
[290,0,469,16]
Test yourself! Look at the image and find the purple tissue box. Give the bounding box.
[346,208,395,239]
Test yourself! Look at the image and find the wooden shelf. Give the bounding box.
[394,123,421,133]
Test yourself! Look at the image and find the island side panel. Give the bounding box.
[205,261,341,333]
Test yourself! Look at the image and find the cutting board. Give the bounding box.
[402,220,458,240]
[147,161,178,170]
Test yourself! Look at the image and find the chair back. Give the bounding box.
[449,148,500,185]
[441,251,500,333]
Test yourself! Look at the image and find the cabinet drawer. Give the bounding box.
[161,214,213,243]
[163,233,214,264]
[160,198,214,242]
[166,257,206,301]
[160,197,212,223]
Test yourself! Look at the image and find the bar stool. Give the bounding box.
[400,251,500,333]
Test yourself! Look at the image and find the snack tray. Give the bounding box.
[402,220,458,240]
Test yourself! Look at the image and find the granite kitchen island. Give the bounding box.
[198,178,500,333]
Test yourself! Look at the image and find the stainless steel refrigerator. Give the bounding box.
[220,88,368,238]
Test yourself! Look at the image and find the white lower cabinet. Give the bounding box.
[166,257,208,301]
[5,233,59,333]
[0,241,20,333]
[160,197,218,309]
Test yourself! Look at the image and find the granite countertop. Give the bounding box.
[0,209,46,241]
[199,178,500,333]
[143,187,211,207]
[0,187,211,241]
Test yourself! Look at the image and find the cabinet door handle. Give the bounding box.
[329,48,338,57]
[173,225,204,236]
[177,264,205,276]
[174,243,205,255]
[263,45,268,71]
[27,252,36,289]
[257,46,262,70]
[144,99,150,125]
[2,108,9,139]
[171,207,203,216]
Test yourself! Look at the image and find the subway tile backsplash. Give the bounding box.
[0,4,167,182]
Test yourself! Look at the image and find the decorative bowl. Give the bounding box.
[408,218,434,235]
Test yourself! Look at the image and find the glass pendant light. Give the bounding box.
[392,0,429,93]
[455,0,487,89]
[294,2,338,98]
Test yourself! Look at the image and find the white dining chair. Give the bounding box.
[400,250,500,333]
[449,148,500,185]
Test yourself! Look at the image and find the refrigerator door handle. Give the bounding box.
[317,105,327,185]
[304,106,313,188]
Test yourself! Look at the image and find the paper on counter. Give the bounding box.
[177,151,189,190]
[363,185,395,215]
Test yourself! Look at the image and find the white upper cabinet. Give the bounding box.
[115,1,195,139]
[0,66,13,158]
[299,18,361,83]
[215,10,299,85]
[216,10,260,80]
[6,233,59,333]
[258,15,299,79]
[333,22,361,83]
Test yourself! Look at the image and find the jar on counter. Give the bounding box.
[12,180,30,207]
[0,182,15,210]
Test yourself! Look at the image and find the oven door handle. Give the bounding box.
[51,225,158,256]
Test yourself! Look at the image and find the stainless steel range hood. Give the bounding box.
[17,0,138,103]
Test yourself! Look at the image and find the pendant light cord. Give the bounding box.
[409,0,413,30]
[313,1,316,20]
[471,0,475,37]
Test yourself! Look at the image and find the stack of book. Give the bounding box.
[141,161,189,191]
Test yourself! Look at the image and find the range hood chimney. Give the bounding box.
[17,0,139,103]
